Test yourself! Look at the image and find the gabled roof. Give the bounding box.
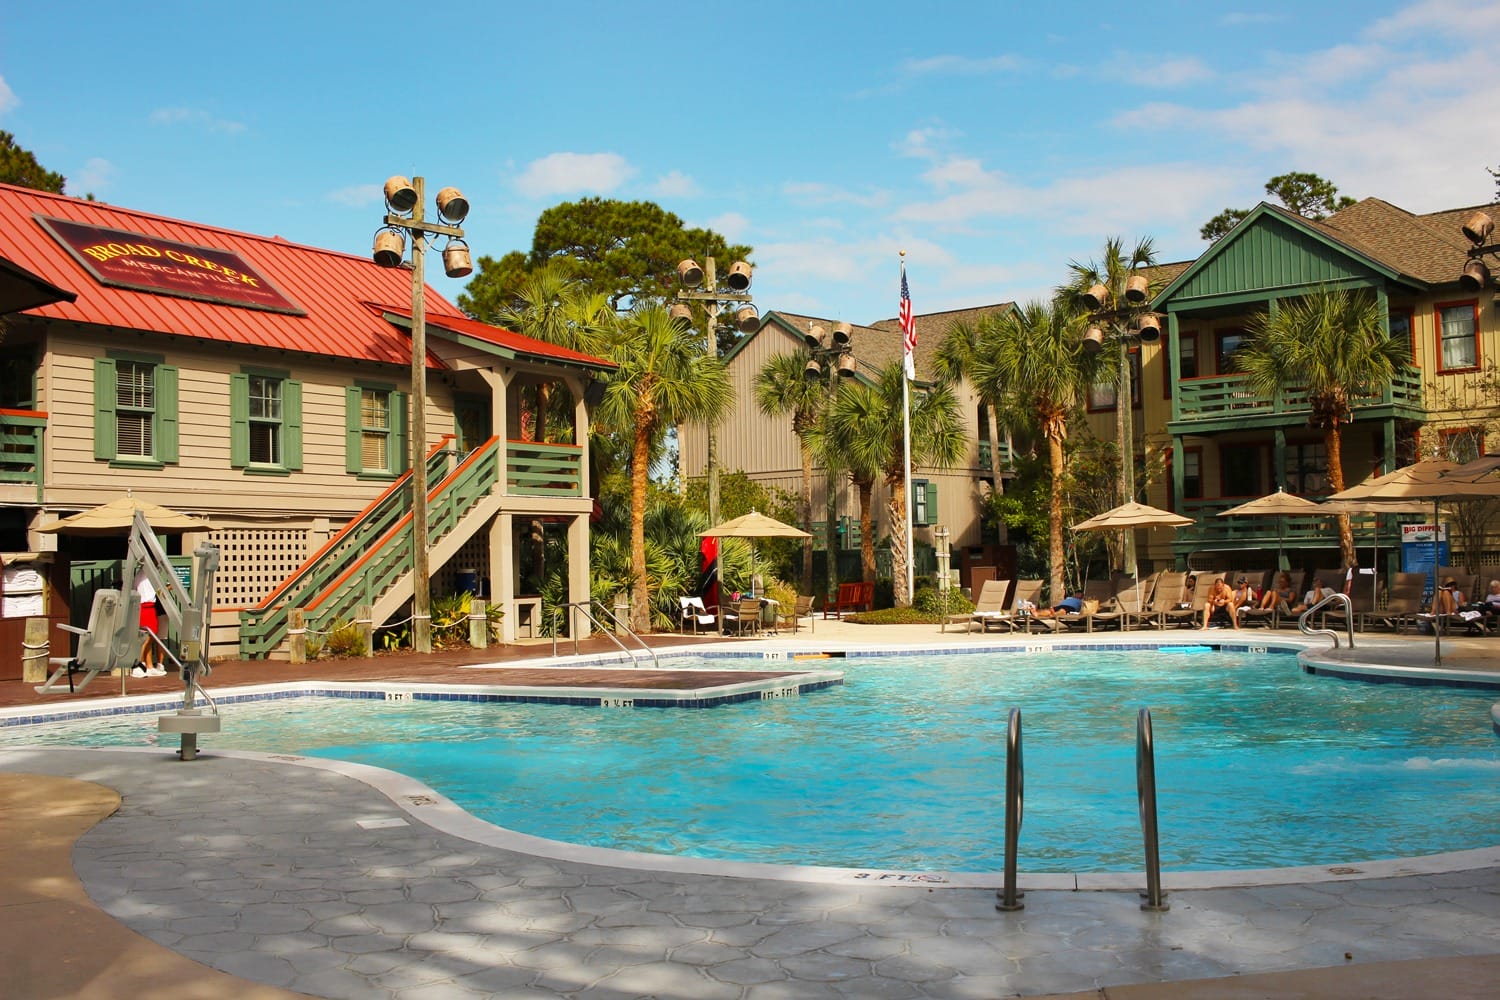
[1151,201,1425,310]
[734,302,1016,382]
[0,182,608,372]
[1315,197,1477,286]
[381,308,614,373]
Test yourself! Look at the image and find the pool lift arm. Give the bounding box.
[120,509,223,760]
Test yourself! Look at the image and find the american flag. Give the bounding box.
[899,264,916,380]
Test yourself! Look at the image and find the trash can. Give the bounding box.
[455,569,479,595]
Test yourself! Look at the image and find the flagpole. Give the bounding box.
[900,252,915,606]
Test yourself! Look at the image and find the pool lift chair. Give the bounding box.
[35,510,223,761]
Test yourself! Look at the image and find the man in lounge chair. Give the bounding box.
[1203,577,1238,629]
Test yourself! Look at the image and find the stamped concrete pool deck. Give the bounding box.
[2,622,1499,998]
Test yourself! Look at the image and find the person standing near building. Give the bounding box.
[133,568,165,677]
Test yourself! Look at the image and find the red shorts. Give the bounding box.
[140,601,159,634]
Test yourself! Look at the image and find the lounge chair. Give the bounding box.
[1362,573,1426,633]
[680,596,716,634]
[1124,571,1176,630]
[1006,580,1056,633]
[959,579,1014,633]
[1164,572,1224,629]
[1089,575,1143,631]
[1055,579,1113,632]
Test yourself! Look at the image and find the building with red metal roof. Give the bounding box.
[0,183,610,664]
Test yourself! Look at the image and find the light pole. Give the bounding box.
[1079,274,1160,580]
[803,321,856,603]
[673,256,756,526]
[1458,209,1500,299]
[373,175,472,654]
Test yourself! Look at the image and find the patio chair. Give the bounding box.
[1089,575,1143,631]
[1055,579,1113,632]
[730,597,764,637]
[1363,573,1426,633]
[679,596,716,634]
[778,595,816,634]
[1123,571,1176,630]
[1163,572,1223,629]
[960,579,1014,633]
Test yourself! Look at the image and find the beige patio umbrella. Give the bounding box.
[1327,459,1500,664]
[1317,496,1435,608]
[1216,488,1323,571]
[700,511,810,628]
[1073,502,1194,604]
[36,496,211,536]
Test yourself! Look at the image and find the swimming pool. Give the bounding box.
[4,646,1498,873]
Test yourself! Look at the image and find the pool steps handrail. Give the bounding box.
[996,707,1024,912]
[1137,708,1169,912]
[553,600,661,670]
[1297,592,1354,649]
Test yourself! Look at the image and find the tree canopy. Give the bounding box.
[459,198,753,321]
[1200,172,1357,242]
[0,131,65,193]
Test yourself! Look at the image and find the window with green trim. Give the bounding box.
[94,354,178,465]
[345,384,407,477]
[231,370,302,472]
[912,479,937,525]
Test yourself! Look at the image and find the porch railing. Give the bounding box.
[507,440,582,496]
[1174,366,1423,423]
[0,408,45,487]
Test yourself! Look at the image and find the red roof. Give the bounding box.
[386,307,615,370]
[0,182,609,371]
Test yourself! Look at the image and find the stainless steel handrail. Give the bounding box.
[1136,707,1169,912]
[554,600,660,670]
[996,707,1025,912]
[1298,591,1353,649]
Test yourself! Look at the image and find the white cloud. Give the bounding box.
[149,107,246,134]
[1366,0,1500,39]
[326,183,383,208]
[1123,55,1213,88]
[651,169,699,198]
[707,211,750,241]
[0,76,17,117]
[71,157,114,193]
[894,126,961,161]
[514,152,634,198]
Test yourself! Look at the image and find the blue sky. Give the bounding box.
[3,1,1496,326]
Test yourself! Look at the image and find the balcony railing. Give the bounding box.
[0,408,45,486]
[1172,497,1408,550]
[507,440,582,496]
[977,439,1013,471]
[1174,367,1423,423]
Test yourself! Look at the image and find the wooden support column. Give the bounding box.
[492,513,515,643]
[568,513,592,640]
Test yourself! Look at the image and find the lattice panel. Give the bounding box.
[437,532,492,598]
[209,528,311,607]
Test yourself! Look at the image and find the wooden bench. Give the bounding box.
[823,581,874,618]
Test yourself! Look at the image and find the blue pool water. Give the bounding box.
[4,648,1499,873]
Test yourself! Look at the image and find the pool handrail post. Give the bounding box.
[996,706,1025,912]
[1137,707,1169,912]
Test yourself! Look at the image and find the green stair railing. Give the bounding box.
[236,435,470,657]
[0,408,46,490]
[506,440,582,496]
[300,437,502,641]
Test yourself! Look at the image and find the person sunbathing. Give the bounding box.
[1258,572,1295,612]
[1289,576,1333,615]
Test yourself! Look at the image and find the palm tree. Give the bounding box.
[934,314,1010,524]
[969,301,1095,604]
[492,261,612,442]
[594,305,732,631]
[1236,287,1409,568]
[754,349,824,595]
[1056,237,1158,577]
[824,361,965,606]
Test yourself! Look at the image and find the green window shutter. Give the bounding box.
[156,365,179,463]
[344,386,362,473]
[93,358,117,461]
[284,380,303,470]
[391,391,409,474]
[924,481,938,525]
[229,373,250,468]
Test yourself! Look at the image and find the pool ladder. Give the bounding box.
[552,600,660,670]
[1298,592,1354,649]
[996,707,1167,912]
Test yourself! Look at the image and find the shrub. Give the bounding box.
[322,619,366,658]
[844,607,939,625]
[914,586,974,617]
